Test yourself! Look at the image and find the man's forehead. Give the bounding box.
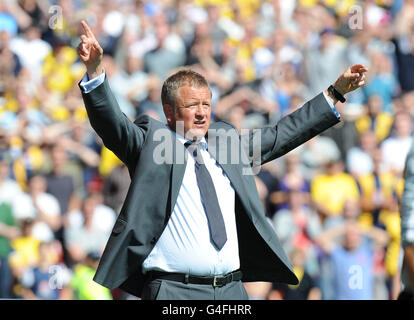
[177,85,212,99]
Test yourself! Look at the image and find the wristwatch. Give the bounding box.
[328,85,346,103]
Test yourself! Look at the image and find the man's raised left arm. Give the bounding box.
[247,64,368,166]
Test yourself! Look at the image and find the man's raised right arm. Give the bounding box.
[77,20,147,167]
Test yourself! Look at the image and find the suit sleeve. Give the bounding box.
[246,92,340,166]
[80,75,149,167]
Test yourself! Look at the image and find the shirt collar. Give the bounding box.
[173,131,208,151]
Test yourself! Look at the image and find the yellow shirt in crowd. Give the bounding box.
[311,172,360,216]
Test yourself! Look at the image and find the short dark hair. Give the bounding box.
[161,69,211,110]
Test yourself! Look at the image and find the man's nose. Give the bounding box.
[195,104,207,116]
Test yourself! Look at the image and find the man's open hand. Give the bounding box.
[77,20,103,79]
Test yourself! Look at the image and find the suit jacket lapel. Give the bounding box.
[205,127,253,216]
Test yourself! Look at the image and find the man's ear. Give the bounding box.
[163,104,174,124]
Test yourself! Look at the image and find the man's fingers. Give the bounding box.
[93,41,103,55]
[79,35,88,50]
[353,73,366,85]
[346,72,360,79]
[357,77,366,86]
[77,46,88,61]
[77,43,89,56]
[80,34,88,43]
[78,43,89,56]
[81,20,96,40]
[350,64,368,73]
[77,42,85,54]
[350,72,366,88]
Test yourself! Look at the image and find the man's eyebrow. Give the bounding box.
[183,100,198,106]
[183,98,210,104]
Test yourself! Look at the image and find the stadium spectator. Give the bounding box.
[346,130,378,178]
[269,248,322,300]
[392,1,414,93]
[45,142,77,216]
[299,135,342,180]
[143,12,186,80]
[355,94,394,143]
[381,111,413,175]
[69,251,112,300]
[316,220,389,300]
[0,202,20,298]
[0,158,23,212]
[272,188,322,278]
[363,52,399,113]
[357,148,402,293]
[19,240,71,300]
[102,164,130,214]
[311,160,360,226]
[64,192,115,266]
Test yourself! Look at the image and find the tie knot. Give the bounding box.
[184,140,206,148]
[185,141,205,164]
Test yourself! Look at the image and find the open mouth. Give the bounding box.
[194,121,205,127]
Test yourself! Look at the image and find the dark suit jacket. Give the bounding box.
[80,77,340,297]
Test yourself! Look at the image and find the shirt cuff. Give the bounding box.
[322,90,341,120]
[79,71,106,94]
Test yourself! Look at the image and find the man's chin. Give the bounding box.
[185,128,207,141]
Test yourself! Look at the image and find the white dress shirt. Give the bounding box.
[142,134,240,276]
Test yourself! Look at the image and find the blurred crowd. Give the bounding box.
[0,0,413,300]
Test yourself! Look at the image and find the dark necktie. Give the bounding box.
[185,141,227,250]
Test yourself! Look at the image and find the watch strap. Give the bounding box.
[328,85,346,103]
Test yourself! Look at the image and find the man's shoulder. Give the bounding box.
[133,114,166,130]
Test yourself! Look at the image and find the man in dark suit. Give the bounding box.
[77,21,368,300]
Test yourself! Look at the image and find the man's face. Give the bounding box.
[344,223,361,251]
[165,85,211,140]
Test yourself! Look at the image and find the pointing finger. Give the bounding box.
[81,20,95,40]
